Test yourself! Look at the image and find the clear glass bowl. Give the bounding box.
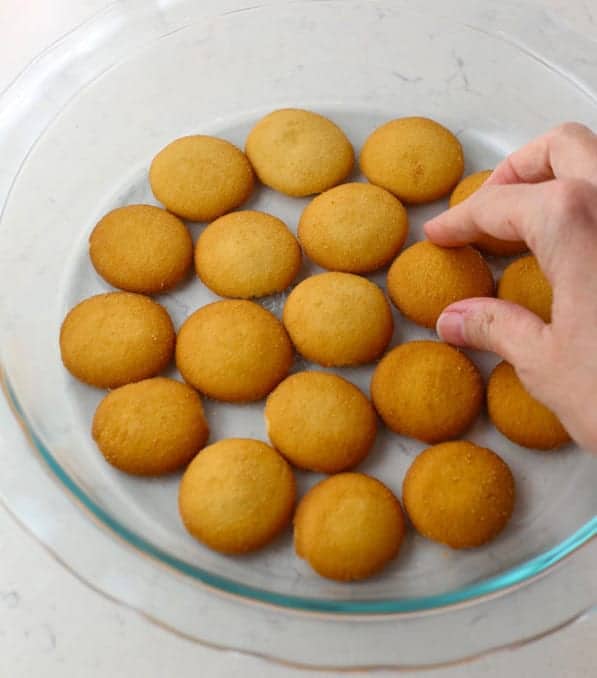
[0,0,595,668]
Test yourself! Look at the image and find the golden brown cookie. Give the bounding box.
[387,241,494,328]
[487,362,570,449]
[294,473,405,581]
[298,182,409,273]
[195,210,301,298]
[282,272,393,366]
[92,377,209,475]
[175,300,293,402]
[360,116,464,204]
[245,108,354,197]
[60,292,174,388]
[265,371,377,473]
[449,170,527,256]
[149,135,254,221]
[449,169,493,207]
[403,440,515,549]
[498,255,552,323]
[179,438,295,554]
[371,340,483,443]
[89,204,193,294]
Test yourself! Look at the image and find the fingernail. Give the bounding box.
[436,310,466,345]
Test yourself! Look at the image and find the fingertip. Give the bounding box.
[437,297,548,367]
[436,310,466,345]
[436,298,488,345]
[422,218,440,240]
[423,217,471,248]
[423,216,458,246]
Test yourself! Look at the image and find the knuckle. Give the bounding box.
[549,178,596,223]
[464,308,496,347]
[552,121,593,140]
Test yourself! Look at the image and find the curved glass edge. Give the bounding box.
[0,497,593,675]
[3,372,596,615]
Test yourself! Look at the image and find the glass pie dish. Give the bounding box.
[0,0,595,669]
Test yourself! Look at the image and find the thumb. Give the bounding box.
[436,297,548,367]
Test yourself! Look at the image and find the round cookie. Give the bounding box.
[149,135,254,221]
[449,169,493,206]
[92,378,209,476]
[298,182,409,273]
[360,116,464,204]
[60,292,175,389]
[282,272,393,366]
[294,473,405,581]
[403,440,515,549]
[179,438,295,554]
[195,210,301,298]
[387,240,494,328]
[176,300,293,402]
[371,341,483,443]
[89,204,193,294]
[449,170,527,256]
[245,108,354,197]
[498,255,552,323]
[265,371,377,473]
[487,361,570,449]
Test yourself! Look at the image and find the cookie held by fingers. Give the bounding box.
[449,171,527,256]
[386,241,494,329]
[498,255,552,323]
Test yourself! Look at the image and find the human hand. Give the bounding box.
[424,123,597,453]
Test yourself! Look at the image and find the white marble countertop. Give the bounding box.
[0,1,596,676]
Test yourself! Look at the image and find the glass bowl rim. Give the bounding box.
[0,0,596,617]
[3,374,596,615]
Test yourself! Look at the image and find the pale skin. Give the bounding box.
[424,122,597,453]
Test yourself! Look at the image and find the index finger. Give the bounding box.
[487,122,597,186]
[424,181,557,269]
